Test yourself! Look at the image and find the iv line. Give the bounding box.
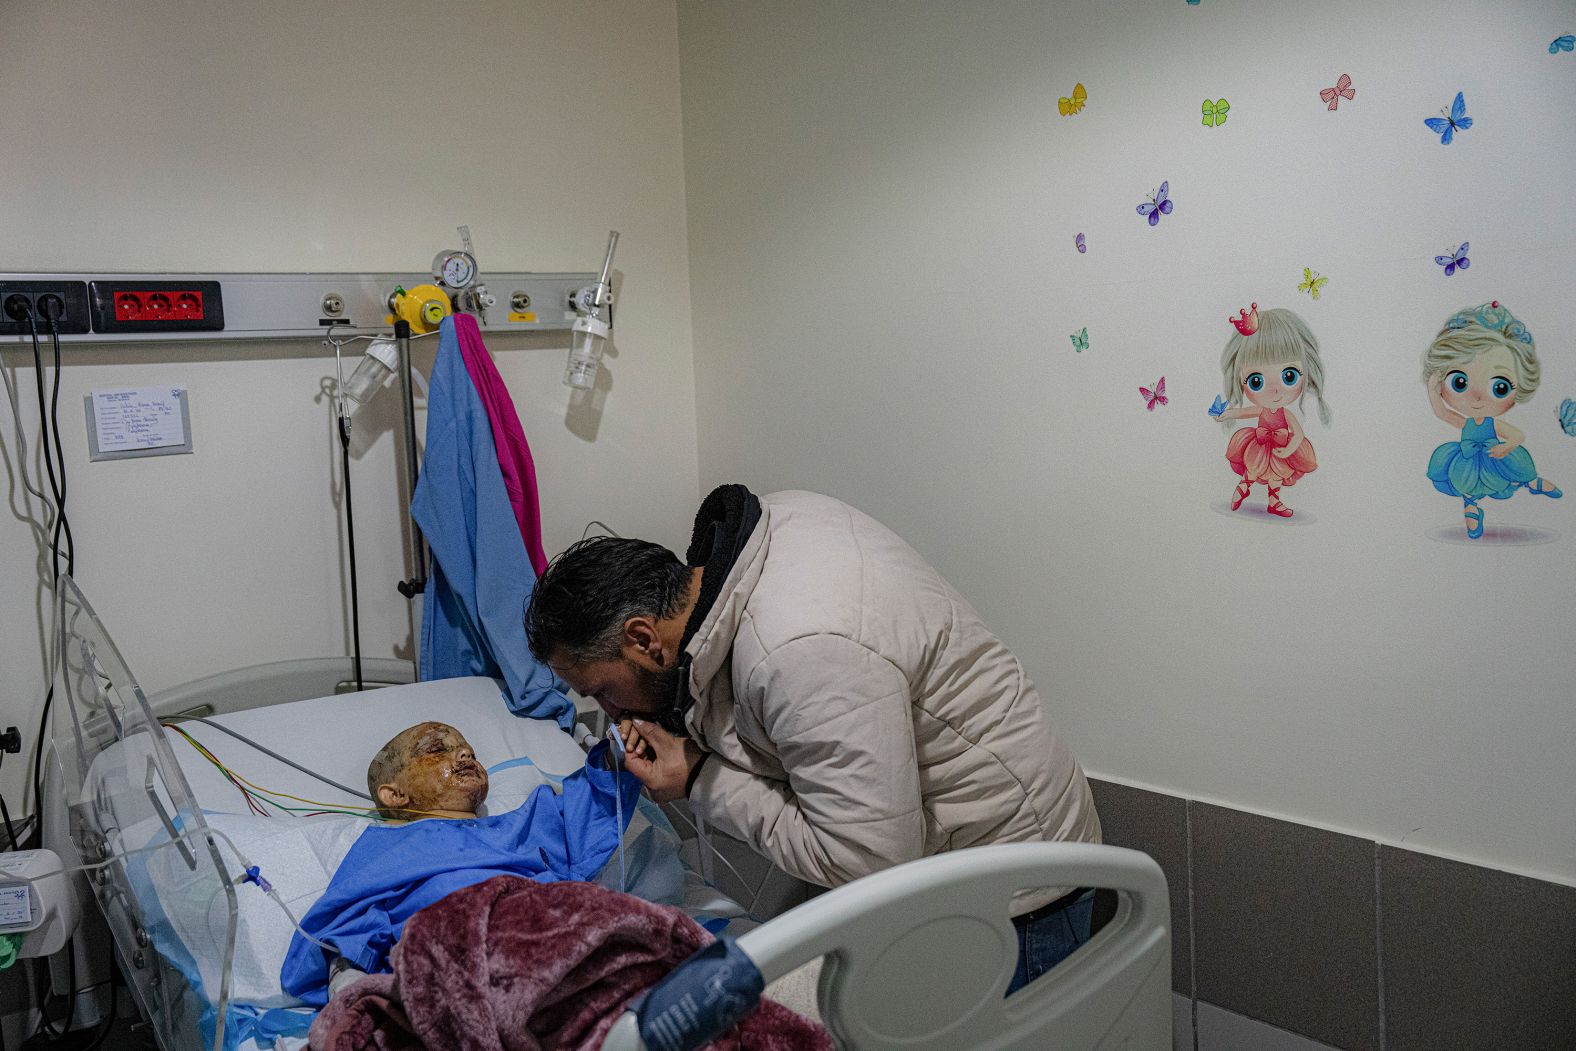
[8,826,341,959]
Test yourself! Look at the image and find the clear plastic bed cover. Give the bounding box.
[50,576,238,1051]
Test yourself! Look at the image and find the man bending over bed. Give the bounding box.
[279,721,639,1005]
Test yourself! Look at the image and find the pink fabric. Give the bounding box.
[452,314,549,576]
[1225,406,1317,484]
[309,876,832,1051]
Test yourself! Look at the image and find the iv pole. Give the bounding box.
[394,318,427,601]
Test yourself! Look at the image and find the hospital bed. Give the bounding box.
[41,575,1172,1050]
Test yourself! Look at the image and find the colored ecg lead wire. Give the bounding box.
[162,725,378,819]
[161,724,477,822]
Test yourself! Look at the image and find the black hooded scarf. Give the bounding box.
[659,484,762,734]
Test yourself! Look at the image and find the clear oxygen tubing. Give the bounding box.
[10,827,341,960]
[658,794,756,907]
[607,726,627,893]
[586,725,758,905]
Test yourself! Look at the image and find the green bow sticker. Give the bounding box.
[1202,98,1230,128]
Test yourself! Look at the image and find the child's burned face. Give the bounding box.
[370,722,489,817]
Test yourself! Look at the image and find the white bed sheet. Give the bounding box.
[95,675,747,1051]
[165,676,589,815]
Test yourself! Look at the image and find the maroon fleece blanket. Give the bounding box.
[309,875,832,1051]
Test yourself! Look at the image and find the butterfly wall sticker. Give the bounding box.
[1425,92,1472,145]
[1558,398,1576,437]
[1075,232,1087,254]
[1551,35,1575,54]
[1137,181,1172,226]
[1435,242,1470,276]
[1202,98,1229,127]
[1140,377,1168,411]
[1298,268,1329,300]
[1320,73,1355,111]
[1059,83,1087,116]
[1208,394,1229,418]
[1070,327,1089,352]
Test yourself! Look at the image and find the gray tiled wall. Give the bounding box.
[1087,778,1576,1051]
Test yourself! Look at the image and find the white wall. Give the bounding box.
[678,0,1576,883]
[0,0,699,810]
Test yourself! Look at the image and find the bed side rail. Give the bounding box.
[603,841,1171,1051]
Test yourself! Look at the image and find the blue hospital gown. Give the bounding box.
[1426,417,1536,500]
[280,743,638,1006]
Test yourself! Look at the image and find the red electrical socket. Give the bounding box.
[92,281,223,332]
[115,289,206,322]
[114,292,142,321]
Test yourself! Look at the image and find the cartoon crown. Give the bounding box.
[1445,300,1533,345]
[1229,303,1259,336]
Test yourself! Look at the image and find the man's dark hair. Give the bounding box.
[524,536,693,665]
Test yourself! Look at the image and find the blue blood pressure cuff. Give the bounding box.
[636,937,764,1051]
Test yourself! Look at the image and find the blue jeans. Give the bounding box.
[1006,889,1095,995]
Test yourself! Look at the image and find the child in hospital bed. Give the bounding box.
[280,721,640,1005]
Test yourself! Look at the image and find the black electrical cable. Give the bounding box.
[176,716,374,801]
[82,985,118,1051]
[24,315,73,580]
[0,752,19,850]
[25,311,74,852]
[338,413,365,692]
[31,941,76,1040]
[17,310,82,1045]
[80,944,120,1051]
[47,321,73,577]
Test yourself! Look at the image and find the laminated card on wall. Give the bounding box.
[85,386,192,460]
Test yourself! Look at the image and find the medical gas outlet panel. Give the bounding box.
[0,271,595,343]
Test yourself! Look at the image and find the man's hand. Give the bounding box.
[622,719,702,804]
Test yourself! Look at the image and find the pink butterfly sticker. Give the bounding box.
[1140,376,1168,411]
[1320,73,1355,111]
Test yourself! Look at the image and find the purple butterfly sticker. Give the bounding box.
[1137,181,1173,226]
[1076,232,1087,254]
[1434,242,1469,276]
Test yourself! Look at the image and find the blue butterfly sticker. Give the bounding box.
[1208,394,1229,418]
[1559,398,1576,436]
[1425,91,1472,145]
[1551,35,1575,54]
[1434,242,1469,276]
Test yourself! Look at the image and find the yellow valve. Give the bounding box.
[390,283,453,334]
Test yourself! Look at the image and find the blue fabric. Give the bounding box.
[125,822,318,1051]
[1006,889,1095,995]
[412,317,575,728]
[227,1005,316,1048]
[281,743,640,1005]
[1427,417,1537,500]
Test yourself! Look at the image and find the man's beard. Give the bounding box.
[633,660,690,737]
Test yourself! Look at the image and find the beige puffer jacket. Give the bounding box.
[684,491,1101,905]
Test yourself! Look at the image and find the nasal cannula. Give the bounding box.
[607,724,628,892]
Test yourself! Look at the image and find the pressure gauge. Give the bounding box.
[432,250,478,291]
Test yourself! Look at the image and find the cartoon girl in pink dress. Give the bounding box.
[1207,304,1332,517]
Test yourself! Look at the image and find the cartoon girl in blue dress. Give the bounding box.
[1423,301,1561,538]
